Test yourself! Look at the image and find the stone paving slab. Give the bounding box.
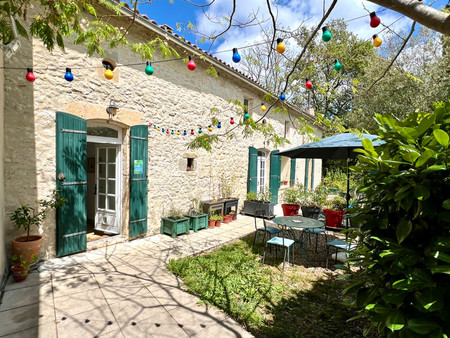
[0,215,256,337]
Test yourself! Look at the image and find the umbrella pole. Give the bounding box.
[346,156,350,230]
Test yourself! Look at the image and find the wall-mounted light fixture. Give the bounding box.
[106,100,119,118]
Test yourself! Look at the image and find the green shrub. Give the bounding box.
[282,184,305,204]
[346,101,450,336]
[246,186,272,203]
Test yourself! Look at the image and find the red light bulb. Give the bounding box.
[191,129,194,135]
[187,56,196,71]
[305,78,312,89]
[26,68,36,82]
[166,129,169,134]
[370,12,380,28]
[230,117,235,125]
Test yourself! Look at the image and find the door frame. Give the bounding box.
[87,123,123,235]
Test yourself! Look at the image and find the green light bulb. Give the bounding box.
[145,61,154,75]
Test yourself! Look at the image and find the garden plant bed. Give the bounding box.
[167,236,369,337]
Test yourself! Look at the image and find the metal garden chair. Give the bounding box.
[262,220,295,269]
[253,209,280,246]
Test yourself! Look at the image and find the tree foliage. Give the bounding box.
[345,101,450,336]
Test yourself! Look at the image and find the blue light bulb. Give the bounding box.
[280,93,286,101]
[183,130,187,136]
[162,128,165,133]
[217,122,222,128]
[232,48,241,63]
[64,68,74,82]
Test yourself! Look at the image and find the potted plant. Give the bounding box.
[11,250,37,283]
[323,195,346,227]
[223,214,232,224]
[301,185,327,219]
[210,214,223,227]
[242,187,274,217]
[10,190,66,265]
[281,184,304,216]
[160,208,190,238]
[185,199,209,232]
[229,210,237,221]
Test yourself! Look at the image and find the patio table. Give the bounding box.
[272,216,324,261]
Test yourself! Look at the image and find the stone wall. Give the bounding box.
[3,7,322,258]
[0,48,7,287]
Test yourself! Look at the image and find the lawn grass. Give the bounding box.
[167,236,368,337]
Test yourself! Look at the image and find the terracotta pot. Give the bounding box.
[223,215,232,224]
[281,204,301,216]
[12,235,43,265]
[208,220,215,228]
[215,220,221,227]
[11,264,29,283]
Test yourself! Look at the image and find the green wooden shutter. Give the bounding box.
[305,158,310,190]
[129,125,148,238]
[247,146,258,193]
[290,158,296,186]
[56,112,87,257]
[269,150,281,204]
[311,159,315,189]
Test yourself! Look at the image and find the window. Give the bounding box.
[187,158,195,171]
[87,126,119,138]
[257,150,267,193]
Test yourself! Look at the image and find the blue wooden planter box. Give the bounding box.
[160,217,189,238]
[185,213,209,232]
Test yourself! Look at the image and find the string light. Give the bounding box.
[276,38,285,54]
[104,65,114,80]
[260,103,266,112]
[305,78,313,89]
[232,48,241,63]
[64,68,74,82]
[217,122,222,128]
[171,130,174,135]
[373,34,382,47]
[191,129,194,135]
[208,125,212,132]
[162,128,165,133]
[166,129,169,134]
[322,26,332,42]
[198,127,202,134]
[280,93,286,101]
[370,12,381,28]
[230,117,235,125]
[184,130,187,135]
[244,112,250,119]
[25,68,35,82]
[334,60,342,71]
[177,130,180,135]
[187,56,196,71]
[145,61,154,75]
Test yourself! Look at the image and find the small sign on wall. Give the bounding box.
[134,160,143,174]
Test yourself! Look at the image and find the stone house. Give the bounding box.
[0,3,322,284]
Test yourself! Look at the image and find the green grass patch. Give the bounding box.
[167,237,368,337]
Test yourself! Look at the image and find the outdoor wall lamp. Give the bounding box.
[106,100,119,118]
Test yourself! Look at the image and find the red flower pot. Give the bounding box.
[223,215,232,224]
[323,209,345,227]
[208,220,215,228]
[282,204,301,216]
[215,221,222,227]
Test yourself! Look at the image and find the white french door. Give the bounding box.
[95,145,120,234]
[257,155,266,194]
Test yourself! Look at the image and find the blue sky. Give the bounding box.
[138,0,448,64]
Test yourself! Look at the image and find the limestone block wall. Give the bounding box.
[0,49,7,287]
[3,7,321,258]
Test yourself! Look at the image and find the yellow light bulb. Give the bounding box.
[373,34,382,48]
[261,104,266,112]
[208,126,212,132]
[276,38,285,54]
[105,69,114,80]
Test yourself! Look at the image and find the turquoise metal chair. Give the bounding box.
[263,220,295,269]
[253,209,280,246]
[325,239,356,268]
[304,226,328,253]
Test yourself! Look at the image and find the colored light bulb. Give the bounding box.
[276,38,285,54]
[230,117,235,125]
[191,129,194,135]
[261,104,266,112]
[104,66,114,80]
[162,128,165,133]
[187,56,196,71]
[25,68,35,82]
[305,78,313,89]
[157,127,160,131]
[244,112,250,119]
[232,48,241,63]
[373,34,382,47]
[280,93,286,101]
[167,130,170,134]
[184,130,187,135]
[154,125,157,129]
[64,68,74,82]
[217,122,222,128]
[198,128,202,134]
[177,130,180,135]
[370,12,381,28]
[149,123,152,127]
[322,26,332,42]
[171,130,174,135]
[145,61,154,75]
[334,60,342,71]
[208,125,212,132]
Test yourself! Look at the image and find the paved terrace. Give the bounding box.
[0,215,257,338]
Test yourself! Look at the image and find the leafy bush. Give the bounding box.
[282,184,305,204]
[346,102,450,336]
[246,186,272,203]
[322,167,358,194]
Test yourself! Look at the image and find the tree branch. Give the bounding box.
[367,21,416,92]
[367,0,450,35]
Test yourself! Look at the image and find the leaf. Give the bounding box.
[402,151,420,163]
[430,265,450,274]
[362,138,374,152]
[414,185,430,201]
[396,219,412,244]
[386,312,405,332]
[407,319,440,334]
[415,149,435,167]
[433,129,449,148]
[443,199,450,210]
[422,164,447,173]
